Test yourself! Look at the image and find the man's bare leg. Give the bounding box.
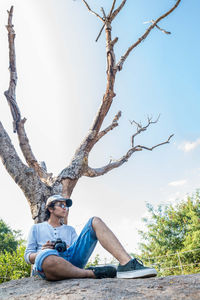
[92,217,131,265]
[42,217,131,280]
[42,255,95,281]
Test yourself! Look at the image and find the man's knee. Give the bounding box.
[42,255,59,272]
[92,216,104,229]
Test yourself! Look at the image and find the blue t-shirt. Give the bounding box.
[24,221,78,264]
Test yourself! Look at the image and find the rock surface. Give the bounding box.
[0,273,200,300]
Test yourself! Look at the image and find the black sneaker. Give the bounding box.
[117,258,157,279]
[86,265,117,279]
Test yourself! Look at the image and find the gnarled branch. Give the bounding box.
[0,122,51,223]
[4,6,52,184]
[117,0,181,71]
[4,6,20,133]
[0,121,47,198]
[84,133,173,178]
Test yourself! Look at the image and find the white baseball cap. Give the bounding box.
[46,194,72,208]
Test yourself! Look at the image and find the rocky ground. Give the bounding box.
[0,273,200,300]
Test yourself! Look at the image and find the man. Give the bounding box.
[25,194,157,280]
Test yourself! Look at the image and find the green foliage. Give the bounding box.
[0,245,31,283]
[138,191,200,276]
[0,219,30,283]
[0,219,22,253]
[85,254,101,268]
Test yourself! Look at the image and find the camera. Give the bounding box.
[52,238,67,252]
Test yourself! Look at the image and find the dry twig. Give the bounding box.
[96,24,105,42]
[96,111,122,142]
[131,115,160,147]
[144,20,171,35]
[82,0,104,22]
[109,0,117,18]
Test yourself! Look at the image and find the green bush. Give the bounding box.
[138,191,200,276]
[0,245,31,283]
[0,219,21,253]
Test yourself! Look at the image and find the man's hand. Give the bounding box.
[41,241,55,250]
[29,241,54,264]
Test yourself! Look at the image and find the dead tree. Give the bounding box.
[0,1,181,223]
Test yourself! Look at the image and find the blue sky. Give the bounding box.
[0,0,200,261]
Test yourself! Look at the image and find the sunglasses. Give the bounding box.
[54,203,69,209]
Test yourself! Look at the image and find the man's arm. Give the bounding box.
[24,225,37,264]
[29,241,55,263]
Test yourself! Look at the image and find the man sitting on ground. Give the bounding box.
[24,194,157,280]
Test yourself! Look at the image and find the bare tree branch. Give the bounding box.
[89,22,117,133]
[84,134,173,178]
[72,6,118,158]
[130,115,160,147]
[82,0,106,42]
[144,20,171,35]
[101,7,106,20]
[59,1,179,185]
[137,134,174,151]
[82,0,104,22]
[4,6,20,133]
[0,122,60,222]
[111,37,119,47]
[0,121,47,197]
[0,121,53,222]
[155,23,171,35]
[111,0,127,21]
[109,0,117,18]
[95,24,105,42]
[117,0,181,71]
[4,6,52,183]
[96,111,121,143]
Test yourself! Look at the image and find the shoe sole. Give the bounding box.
[117,268,157,279]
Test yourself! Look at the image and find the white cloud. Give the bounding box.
[168,180,187,187]
[179,138,200,152]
